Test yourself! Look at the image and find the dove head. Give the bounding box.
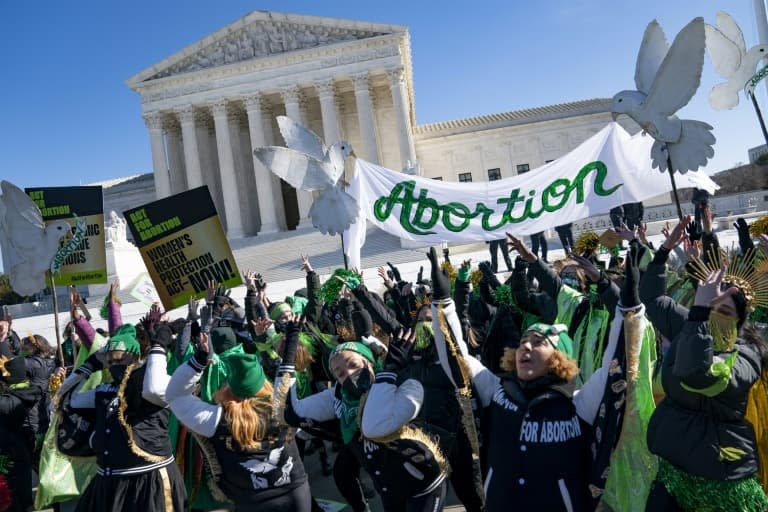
[747,44,768,63]
[332,141,355,159]
[45,220,72,247]
[610,90,646,120]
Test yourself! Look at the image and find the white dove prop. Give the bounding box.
[253,116,357,236]
[705,11,768,110]
[611,17,715,174]
[0,180,71,296]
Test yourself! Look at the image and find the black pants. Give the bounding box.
[489,239,512,272]
[645,480,683,511]
[555,226,574,253]
[530,232,548,261]
[448,429,484,512]
[235,481,312,512]
[381,480,447,512]
[333,444,368,512]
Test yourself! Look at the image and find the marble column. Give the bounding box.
[244,94,281,234]
[177,105,204,189]
[260,106,288,230]
[143,112,171,199]
[211,100,245,238]
[387,66,418,173]
[281,86,313,228]
[351,72,379,164]
[165,119,187,194]
[316,78,341,144]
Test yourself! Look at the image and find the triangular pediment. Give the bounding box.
[128,11,405,85]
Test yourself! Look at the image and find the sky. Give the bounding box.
[0,1,766,271]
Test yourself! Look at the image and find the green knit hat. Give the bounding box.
[225,353,267,398]
[105,324,141,355]
[524,323,574,359]
[269,302,292,321]
[329,341,377,369]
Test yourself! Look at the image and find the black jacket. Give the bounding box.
[483,376,592,512]
[641,255,762,481]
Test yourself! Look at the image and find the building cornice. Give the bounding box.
[414,98,612,139]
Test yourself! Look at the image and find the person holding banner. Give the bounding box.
[167,329,311,512]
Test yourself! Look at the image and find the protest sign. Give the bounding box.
[124,186,242,310]
[129,272,160,307]
[25,186,107,286]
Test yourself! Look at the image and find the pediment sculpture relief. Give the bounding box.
[150,21,387,80]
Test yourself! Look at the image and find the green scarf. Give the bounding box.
[339,388,361,444]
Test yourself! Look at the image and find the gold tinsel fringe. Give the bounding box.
[436,305,482,457]
[117,362,168,463]
[621,309,642,383]
[192,432,232,504]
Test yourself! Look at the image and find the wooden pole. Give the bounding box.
[750,91,768,148]
[666,152,684,220]
[49,274,64,367]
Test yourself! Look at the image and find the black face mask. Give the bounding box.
[274,320,287,333]
[341,367,373,399]
[109,364,129,384]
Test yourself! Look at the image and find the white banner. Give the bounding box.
[343,123,719,268]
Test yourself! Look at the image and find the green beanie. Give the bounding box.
[524,323,574,359]
[225,353,266,398]
[211,327,237,354]
[329,341,377,369]
[106,324,141,355]
[269,302,292,321]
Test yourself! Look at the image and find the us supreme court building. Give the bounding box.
[127,11,638,238]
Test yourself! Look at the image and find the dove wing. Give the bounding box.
[705,24,741,78]
[635,20,670,94]
[254,147,333,191]
[276,116,327,160]
[0,181,46,254]
[644,17,706,117]
[716,11,746,55]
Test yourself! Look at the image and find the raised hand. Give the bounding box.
[427,247,451,300]
[187,295,200,321]
[694,267,738,308]
[243,270,257,290]
[683,237,700,260]
[377,266,394,289]
[620,243,645,309]
[662,214,692,250]
[206,280,217,303]
[685,219,702,242]
[384,329,416,373]
[300,254,313,274]
[386,261,402,283]
[251,318,274,336]
[570,253,601,283]
[506,232,536,262]
[108,279,120,302]
[615,222,638,243]
[637,223,649,244]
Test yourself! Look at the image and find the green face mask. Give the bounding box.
[709,310,738,352]
[414,321,434,351]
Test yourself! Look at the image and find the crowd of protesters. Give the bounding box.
[1,205,767,512]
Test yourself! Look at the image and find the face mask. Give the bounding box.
[561,276,580,289]
[709,310,738,352]
[341,367,373,399]
[414,321,434,351]
[109,364,128,384]
[274,320,287,333]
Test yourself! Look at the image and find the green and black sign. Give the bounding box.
[25,186,107,285]
[124,186,242,310]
